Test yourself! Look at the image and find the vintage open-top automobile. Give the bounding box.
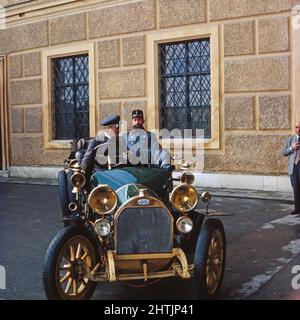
[43,156,226,300]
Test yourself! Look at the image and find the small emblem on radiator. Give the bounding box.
[138,199,150,206]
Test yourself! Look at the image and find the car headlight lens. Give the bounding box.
[88,185,118,215]
[176,216,193,234]
[94,219,111,237]
[70,172,86,189]
[170,184,198,212]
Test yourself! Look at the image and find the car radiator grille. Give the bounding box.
[116,207,173,255]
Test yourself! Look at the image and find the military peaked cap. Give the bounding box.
[132,109,144,119]
[101,114,120,126]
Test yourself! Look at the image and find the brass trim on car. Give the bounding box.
[113,252,175,261]
[112,248,190,281]
[106,250,116,282]
[86,248,191,282]
[172,248,190,278]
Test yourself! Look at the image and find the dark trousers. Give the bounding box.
[291,163,300,212]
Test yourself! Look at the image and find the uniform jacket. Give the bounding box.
[81,131,109,171]
[124,129,161,165]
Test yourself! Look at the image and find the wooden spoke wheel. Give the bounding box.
[205,229,224,295]
[56,236,95,299]
[43,226,98,300]
[194,219,226,299]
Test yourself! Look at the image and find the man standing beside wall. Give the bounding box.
[283,121,300,215]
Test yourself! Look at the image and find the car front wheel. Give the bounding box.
[43,226,98,300]
[193,218,226,299]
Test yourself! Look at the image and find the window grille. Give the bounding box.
[51,54,89,140]
[159,39,211,138]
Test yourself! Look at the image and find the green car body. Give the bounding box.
[90,167,172,203]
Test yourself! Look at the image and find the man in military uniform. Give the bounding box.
[126,110,170,168]
[82,114,120,177]
[125,110,157,166]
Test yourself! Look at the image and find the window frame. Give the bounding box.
[159,38,212,139]
[42,43,96,149]
[147,25,220,150]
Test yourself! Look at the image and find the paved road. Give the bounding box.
[0,183,299,300]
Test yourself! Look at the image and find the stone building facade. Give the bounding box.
[0,0,298,191]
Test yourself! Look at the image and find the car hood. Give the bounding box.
[89,166,171,198]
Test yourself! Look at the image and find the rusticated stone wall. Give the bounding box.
[217,0,292,175]
[0,0,32,7]
[2,0,294,175]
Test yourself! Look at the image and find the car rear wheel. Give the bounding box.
[43,226,98,300]
[193,218,226,299]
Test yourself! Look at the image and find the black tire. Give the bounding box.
[194,219,226,299]
[58,170,69,219]
[66,171,76,204]
[58,170,77,226]
[43,226,99,300]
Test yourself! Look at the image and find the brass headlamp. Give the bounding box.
[88,185,118,215]
[180,171,195,185]
[70,172,86,193]
[170,184,198,212]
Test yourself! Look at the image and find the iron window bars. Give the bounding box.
[51,54,89,140]
[159,39,211,138]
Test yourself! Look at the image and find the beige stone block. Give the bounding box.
[122,36,145,66]
[11,136,43,165]
[9,55,22,78]
[123,101,146,128]
[210,0,292,21]
[11,107,24,133]
[225,57,289,92]
[11,135,69,165]
[10,79,42,105]
[224,21,254,56]
[204,134,288,175]
[99,102,121,128]
[0,21,48,54]
[40,149,70,165]
[258,16,289,53]
[259,95,290,129]
[99,69,146,99]
[23,52,41,77]
[159,0,206,28]
[25,107,42,133]
[89,0,155,38]
[98,40,119,68]
[50,13,86,45]
[224,96,254,129]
